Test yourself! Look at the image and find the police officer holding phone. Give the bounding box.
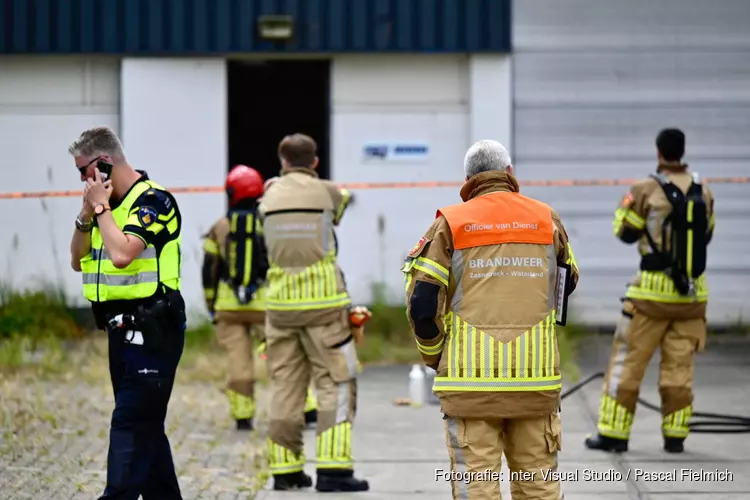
[68,126,186,500]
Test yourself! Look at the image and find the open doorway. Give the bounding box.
[227,59,331,184]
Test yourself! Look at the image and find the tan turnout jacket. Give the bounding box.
[403,170,580,419]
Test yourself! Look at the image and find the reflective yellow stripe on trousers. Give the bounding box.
[433,312,561,392]
[267,439,306,474]
[316,422,353,469]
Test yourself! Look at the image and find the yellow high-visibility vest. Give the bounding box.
[80,180,181,302]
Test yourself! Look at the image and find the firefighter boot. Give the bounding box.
[227,389,255,431]
[315,470,370,492]
[236,418,253,431]
[664,437,685,453]
[584,433,629,453]
[273,471,313,490]
[304,386,318,427]
[305,409,318,426]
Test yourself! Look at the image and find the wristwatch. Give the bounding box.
[75,214,93,232]
[93,203,111,218]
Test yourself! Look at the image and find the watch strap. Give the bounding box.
[94,203,111,217]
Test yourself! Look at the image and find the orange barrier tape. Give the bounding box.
[1,176,749,200]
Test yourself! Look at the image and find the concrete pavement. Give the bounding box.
[257,335,750,500]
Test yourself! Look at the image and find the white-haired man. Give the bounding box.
[401,140,580,500]
[68,126,186,500]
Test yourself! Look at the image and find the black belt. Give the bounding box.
[640,253,670,272]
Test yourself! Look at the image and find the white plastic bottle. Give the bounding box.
[424,366,439,405]
[409,364,426,407]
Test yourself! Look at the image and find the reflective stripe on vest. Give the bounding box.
[625,271,708,304]
[265,251,351,311]
[433,191,561,393]
[215,281,268,311]
[432,312,561,392]
[80,180,180,302]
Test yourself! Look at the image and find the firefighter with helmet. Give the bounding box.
[201,164,317,430]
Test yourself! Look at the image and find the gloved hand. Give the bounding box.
[349,305,372,345]
[264,176,280,192]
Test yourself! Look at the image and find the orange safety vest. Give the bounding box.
[432,191,562,393]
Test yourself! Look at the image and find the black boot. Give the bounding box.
[316,469,369,492]
[664,437,685,453]
[236,418,253,431]
[273,471,313,490]
[305,409,318,426]
[584,433,628,453]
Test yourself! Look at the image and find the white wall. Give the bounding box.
[120,58,227,317]
[0,57,120,305]
[331,54,513,306]
[0,54,515,318]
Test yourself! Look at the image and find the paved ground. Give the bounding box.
[2,335,750,499]
[258,335,750,500]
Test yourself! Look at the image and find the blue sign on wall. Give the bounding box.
[363,143,430,163]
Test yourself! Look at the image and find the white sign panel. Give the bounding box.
[362,142,430,163]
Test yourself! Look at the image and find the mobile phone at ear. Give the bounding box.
[97,160,113,180]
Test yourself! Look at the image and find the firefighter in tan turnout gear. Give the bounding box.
[585,128,715,454]
[202,165,319,430]
[403,140,580,500]
[259,133,369,492]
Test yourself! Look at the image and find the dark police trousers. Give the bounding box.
[98,322,185,500]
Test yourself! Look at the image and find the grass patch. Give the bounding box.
[359,294,589,378]
[0,280,591,380]
[556,323,589,382]
[0,283,83,375]
[0,283,85,343]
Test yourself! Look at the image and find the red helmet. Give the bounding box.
[226,165,264,205]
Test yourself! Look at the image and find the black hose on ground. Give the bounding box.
[560,371,750,433]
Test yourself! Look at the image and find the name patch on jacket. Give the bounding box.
[469,257,543,268]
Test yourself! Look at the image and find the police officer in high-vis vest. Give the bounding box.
[68,126,186,500]
[201,164,318,430]
[402,140,579,500]
[259,133,369,492]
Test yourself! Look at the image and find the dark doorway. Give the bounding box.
[227,59,331,185]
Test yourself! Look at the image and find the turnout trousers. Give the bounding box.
[444,413,563,500]
[98,324,185,500]
[265,311,358,475]
[214,310,318,421]
[214,310,265,420]
[595,299,706,441]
